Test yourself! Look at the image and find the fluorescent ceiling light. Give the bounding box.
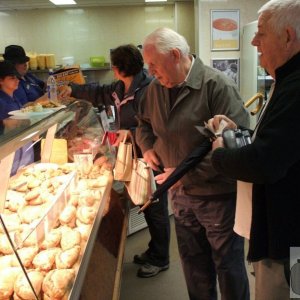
[49,0,76,5]
[145,0,167,2]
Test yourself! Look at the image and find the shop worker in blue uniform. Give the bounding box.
[0,61,34,174]
[3,45,45,104]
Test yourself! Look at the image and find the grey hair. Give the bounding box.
[258,0,300,39]
[143,27,190,55]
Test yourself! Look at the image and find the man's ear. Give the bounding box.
[171,48,181,63]
[285,26,296,48]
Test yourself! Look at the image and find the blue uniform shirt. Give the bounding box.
[0,90,23,119]
[14,73,45,104]
[0,90,34,175]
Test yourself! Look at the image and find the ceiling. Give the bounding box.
[0,0,193,11]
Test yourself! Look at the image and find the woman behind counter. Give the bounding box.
[60,44,171,278]
[3,45,46,105]
[0,60,34,175]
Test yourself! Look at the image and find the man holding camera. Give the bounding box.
[209,0,300,299]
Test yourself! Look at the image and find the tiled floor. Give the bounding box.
[120,216,255,300]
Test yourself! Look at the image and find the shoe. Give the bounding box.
[133,252,151,265]
[137,263,169,278]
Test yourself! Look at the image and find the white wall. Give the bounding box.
[195,0,267,64]
[0,3,194,66]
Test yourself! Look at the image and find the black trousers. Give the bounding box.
[142,184,170,267]
[170,189,250,300]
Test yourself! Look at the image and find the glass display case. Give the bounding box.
[0,100,128,300]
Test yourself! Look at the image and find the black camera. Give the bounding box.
[222,128,252,149]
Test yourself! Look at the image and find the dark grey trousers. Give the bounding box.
[169,189,250,300]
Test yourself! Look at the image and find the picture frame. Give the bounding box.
[211,58,240,89]
[211,9,240,51]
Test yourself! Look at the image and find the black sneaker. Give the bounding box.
[137,263,169,278]
[133,252,151,265]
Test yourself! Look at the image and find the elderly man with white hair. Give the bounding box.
[136,27,250,300]
[209,0,300,299]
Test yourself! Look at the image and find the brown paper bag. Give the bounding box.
[113,133,133,181]
[125,158,156,206]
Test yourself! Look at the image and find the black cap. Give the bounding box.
[0,61,20,78]
[3,45,30,64]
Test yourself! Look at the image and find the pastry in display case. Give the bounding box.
[0,100,115,299]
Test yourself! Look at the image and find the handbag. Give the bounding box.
[125,135,156,206]
[113,131,133,181]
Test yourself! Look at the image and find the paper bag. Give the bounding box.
[125,158,156,206]
[113,133,133,181]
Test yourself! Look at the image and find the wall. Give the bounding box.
[196,0,267,63]
[0,3,194,83]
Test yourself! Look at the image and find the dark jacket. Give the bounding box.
[211,52,300,260]
[70,69,152,130]
[136,57,249,196]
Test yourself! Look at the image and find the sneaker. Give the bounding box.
[137,263,169,278]
[133,252,151,265]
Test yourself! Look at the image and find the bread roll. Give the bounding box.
[0,232,18,255]
[0,213,21,233]
[11,247,39,268]
[59,206,77,227]
[78,191,96,207]
[42,269,75,299]
[74,223,91,241]
[17,205,43,224]
[5,191,26,212]
[0,267,20,300]
[32,248,60,272]
[76,206,97,225]
[55,245,81,269]
[14,270,44,300]
[40,228,61,250]
[0,255,13,270]
[60,229,81,251]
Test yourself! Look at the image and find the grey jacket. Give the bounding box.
[136,57,249,196]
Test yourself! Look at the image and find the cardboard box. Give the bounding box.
[53,65,85,88]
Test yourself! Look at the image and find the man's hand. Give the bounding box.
[143,149,161,172]
[59,85,72,99]
[154,167,182,189]
[207,115,237,133]
[212,136,225,150]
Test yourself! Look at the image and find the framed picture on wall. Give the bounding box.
[211,58,240,88]
[211,9,240,51]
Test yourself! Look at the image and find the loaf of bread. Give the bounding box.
[14,269,44,300]
[42,269,75,299]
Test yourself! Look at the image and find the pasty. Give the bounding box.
[14,270,44,300]
[42,269,75,299]
[55,245,81,269]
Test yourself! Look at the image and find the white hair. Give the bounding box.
[143,27,190,55]
[258,0,300,39]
